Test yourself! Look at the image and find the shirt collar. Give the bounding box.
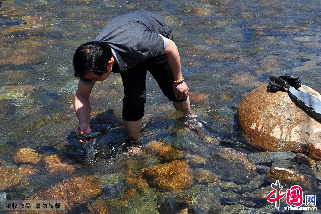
[110,48,127,72]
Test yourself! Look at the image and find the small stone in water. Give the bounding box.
[75,131,101,140]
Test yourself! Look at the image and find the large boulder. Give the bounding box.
[237,84,321,160]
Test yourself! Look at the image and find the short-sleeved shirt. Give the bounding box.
[94,10,172,72]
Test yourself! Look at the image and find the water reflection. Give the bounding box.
[1,0,320,213]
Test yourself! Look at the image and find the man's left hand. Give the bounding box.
[173,81,189,101]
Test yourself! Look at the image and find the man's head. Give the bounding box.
[73,41,113,81]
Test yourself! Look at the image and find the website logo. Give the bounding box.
[267,180,317,211]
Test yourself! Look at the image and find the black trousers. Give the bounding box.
[120,54,178,121]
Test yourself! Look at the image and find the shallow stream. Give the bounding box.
[1,0,320,213]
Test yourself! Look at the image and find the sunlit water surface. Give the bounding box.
[1,0,320,213]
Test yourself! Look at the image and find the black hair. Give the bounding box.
[73,41,112,78]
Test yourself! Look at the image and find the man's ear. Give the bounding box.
[107,59,113,73]
[107,57,114,69]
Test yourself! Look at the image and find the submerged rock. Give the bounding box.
[237,84,321,160]
[267,167,317,190]
[214,148,258,184]
[0,165,37,190]
[189,92,210,102]
[28,176,102,212]
[44,155,75,175]
[87,199,109,214]
[13,148,42,164]
[193,168,220,187]
[143,160,193,191]
[145,141,184,161]
[126,170,148,189]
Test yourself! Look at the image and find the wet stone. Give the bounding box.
[143,160,193,191]
[0,100,16,119]
[242,186,274,202]
[13,148,42,164]
[191,7,213,16]
[189,92,210,102]
[0,191,6,210]
[126,169,148,189]
[1,39,43,65]
[28,176,103,212]
[230,73,263,87]
[87,198,109,214]
[247,151,296,164]
[0,85,34,101]
[185,153,209,167]
[123,188,138,200]
[267,167,317,190]
[237,84,321,160]
[0,165,37,190]
[44,155,75,175]
[188,185,223,213]
[213,148,258,184]
[309,142,321,160]
[145,141,184,161]
[193,168,220,187]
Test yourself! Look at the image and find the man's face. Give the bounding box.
[83,70,111,83]
[82,57,114,83]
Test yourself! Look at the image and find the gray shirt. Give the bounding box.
[94,10,171,71]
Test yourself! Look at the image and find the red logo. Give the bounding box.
[267,180,317,211]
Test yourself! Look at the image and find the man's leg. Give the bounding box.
[123,119,142,139]
[120,65,147,139]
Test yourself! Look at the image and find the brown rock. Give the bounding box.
[267,167,317,190]
[28,176,102,212]
[44,155,75,175]
[194,168,220,187]
[123,188,138,200]
[126,170,148,189]
[13,148,42,164]
[237,84,321,159]
[0,165,37,190]
[143,160,193,191]
[309,143,321,160]
[230,73,263,87]
[87,199,109,214]
[185,153,209,166]
[216,148,258,184]
[189,92,210,102]
[191,7,213,16]
[146,141,184,161]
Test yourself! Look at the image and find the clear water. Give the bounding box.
[1,0,320,213]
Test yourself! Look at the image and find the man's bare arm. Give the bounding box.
[74,81,94,136]
[162,38,189,101]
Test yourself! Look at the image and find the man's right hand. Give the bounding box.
[76,123,92,142]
